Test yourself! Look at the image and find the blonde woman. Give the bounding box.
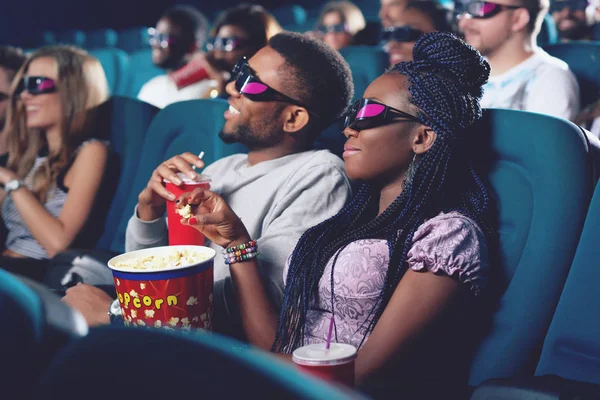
[314,1,366,50]
[0,46,112,281]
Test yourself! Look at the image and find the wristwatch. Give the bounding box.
[108,299,123,324]
[4,179,24,195]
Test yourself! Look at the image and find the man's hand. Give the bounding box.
[137,152,205,221]
[62,284,113,327]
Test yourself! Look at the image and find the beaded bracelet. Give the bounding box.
[222,240,259,265]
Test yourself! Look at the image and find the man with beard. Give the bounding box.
[457,0,580,119]
[551,0,594,40]
[137,6,224,108]
[63,32,354,338]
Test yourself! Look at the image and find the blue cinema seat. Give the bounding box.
[34,326,362,399]
[466,109,594,386]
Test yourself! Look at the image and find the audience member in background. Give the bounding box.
[63,33,354,338]
[0,47,26,136]
[380,0,409,27]
[574,100,600,137]
[175,32,494,398]
[458,0,580,120]
[381,1,453,65]
[0,46,115,281]
[138,6,215,108]
[203,4,282,98]
[312,1,367,50]
[551,0,594,40]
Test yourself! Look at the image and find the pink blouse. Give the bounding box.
[283,211,489,349]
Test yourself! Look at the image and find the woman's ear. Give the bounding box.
[412,125,437,154]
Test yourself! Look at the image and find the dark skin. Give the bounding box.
[176,72,463,382]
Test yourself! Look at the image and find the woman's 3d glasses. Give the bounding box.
[206,36,250,52]
[317,23,349,34]
[16,76,57,96]
[343,98,421,132]
[380,26,424,44]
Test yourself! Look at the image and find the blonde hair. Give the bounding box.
[4,46,109,203]
[318,1,367,36]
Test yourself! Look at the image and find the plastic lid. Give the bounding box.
[163,172,211,185]
[292,343,357,366]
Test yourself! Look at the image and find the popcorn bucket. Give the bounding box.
[107,245,215,332]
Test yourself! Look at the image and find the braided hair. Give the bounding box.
[273,32,492,353]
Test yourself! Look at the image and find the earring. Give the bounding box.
[404,154,418,186]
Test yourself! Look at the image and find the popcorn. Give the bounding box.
[137,320,146,326]
[163,326,174,331]
[181,317,190,327]
[131,310,137,319]
[192,317,199,323]
[140,283,146,290]
[144,309,155,319]
[114,250,210,271]
[168,317,180,327]
[176,204,193,219]
[130,289,138,298]
[154,320,162,328]
[186,296,198,306]
[116,279,120,286]
[126,315,132,323]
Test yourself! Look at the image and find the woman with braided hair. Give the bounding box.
[177,31,494,395]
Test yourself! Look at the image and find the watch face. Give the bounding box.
[5,180,20,191]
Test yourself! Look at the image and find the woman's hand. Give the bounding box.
[0,167,18,185]
[176,187,250,248]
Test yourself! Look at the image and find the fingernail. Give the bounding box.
[168,193,175,200]
[189,217,197,225]
[173,177,182,185]
[188,197,193,203]
[189,171,198,180]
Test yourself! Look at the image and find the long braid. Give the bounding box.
[273,32,493,353]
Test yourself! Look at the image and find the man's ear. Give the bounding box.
[282,106,310,133]
[511,8,530,32]
[412,125,437,154]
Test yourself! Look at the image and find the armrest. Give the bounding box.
[45,249,119,297]
[471,375,600,399]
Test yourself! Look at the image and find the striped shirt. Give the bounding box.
[2,140,106,259]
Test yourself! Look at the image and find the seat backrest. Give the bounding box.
[544,41,600,109]
[0,269,87,398]
[86,29,118,49]
[538,14,559,46]
[109,99,246,253]
[53,29,87,47]
[467,109,594,385]
[35,326,360,400]
[93,96,159,251]
[116,26,151,53]
[89,48,130,96]
[125,49,163,98]
[534,180,600,384]
[339,45,388,101]
[272,4,308,26]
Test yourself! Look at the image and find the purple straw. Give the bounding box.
[325,315,335,350]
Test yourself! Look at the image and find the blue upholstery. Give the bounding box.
[35,326,359,399]
[110,99,246,253]
[94,96,159,251]
[544,41,600,109]
[125,49,163,98]
[117,26,151,53]
[538,14,559,46]
[0,269,43,397]
[339,46,388,101]
[86,29,118,49]
[89,48,130,96]
[272,4,308,26]
[53,29,87,47]
[467,109,594,385]
[534,180,600,384]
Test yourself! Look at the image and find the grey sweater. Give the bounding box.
[125,150,352,337]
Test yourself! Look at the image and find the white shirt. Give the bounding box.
[125,150,352,336]
[137,74,216,109]
[482,49,580,120]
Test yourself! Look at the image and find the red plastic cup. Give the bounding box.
[164,172,211,246]
[169,57,209,90]
[292,343,357,387]
[108,245,216,332]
